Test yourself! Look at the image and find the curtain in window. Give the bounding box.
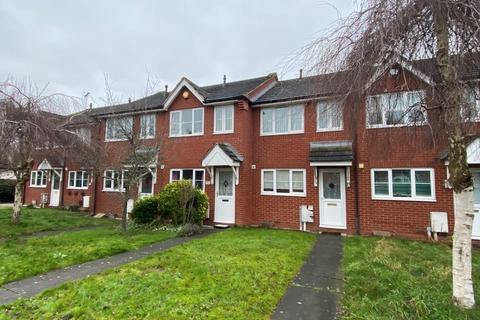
[292,171,304,192]
[215,107,223,132]
[290,106,303,131]
[275,108,289,133]
[263,171,274,191]
[193,109,203,133]
[366,96,383,125]
[170,112,180,135]
[262,109,273,133]
[276,170,290,193]
[224,106,233,131]
[181,110,193,135]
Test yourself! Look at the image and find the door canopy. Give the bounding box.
[202,143,243,167]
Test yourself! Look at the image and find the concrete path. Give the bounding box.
[0,229,218,305]
[272,234,344,320]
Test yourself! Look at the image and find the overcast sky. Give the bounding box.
[0,0,354,108]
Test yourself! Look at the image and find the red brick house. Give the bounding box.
[23,58,480,240]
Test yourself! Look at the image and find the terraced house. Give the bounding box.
[23,57,480,240]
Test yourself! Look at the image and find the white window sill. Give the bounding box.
[105,138,129,142]
[213,131,234,135]
[102,189,123,193]
[139,136,155,140]
[317,127,343,133]
[260,131,304,137]
[169,133,204,138]
[366,122,427,129]
[261,192,306,197]
[30,185,47,188]
[67,187,89,190]
[372,196,436,202]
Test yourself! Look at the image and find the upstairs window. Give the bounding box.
[366,91,425,128]
[140,114,156,139]
[68,171,89,189]
[261,105,304,135]
[105,116,133,141]
[103,170,126,192]
[462,86,480,121]
[170,108,204,137]
[30,170,47,187]
[74,127,91,144]
[371,168,435,201]
[317,101,343,131]
[214,105,234,134]
[170,169,205,190]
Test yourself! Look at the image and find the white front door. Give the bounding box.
[215,168,235,224]
[472,171,480,239]
[50,170,61,207]
[319,169,346,229]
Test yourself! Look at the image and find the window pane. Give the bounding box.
[171,170,181,181]
[193,109,203,133]
[263,171,274,192]
[194,170,204,189]
[181,110,193,135]
[225,106,233,131]
[290,106,303,131]
[69,172,75,187]
[473,172,480,205]
[218,170,233,196]
[276,170,290,193]
[367,96,383,125]
[262,109,273,133]
[170,112,180,135]
[292,171,304,193]
[323,172,341,199]
[75,174,82,188]
[373,171,389,195]
[415,170,432,197]
[215,107,223,132]
[385,93,405,125]
[42,171,47,185]
[317,102,330,129]
[392,169,411,197]
[183,169,193,181]
[330,103,342,128]
[275,108,289,133]
[141,173,153,194]
[82,172,88,188]
[106,119,114,139]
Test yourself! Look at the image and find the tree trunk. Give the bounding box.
[11,180,24,224]
[121,198,128,232]
[452,189,475,308]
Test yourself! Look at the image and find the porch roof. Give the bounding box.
[202,143,243,167]
[309,140,353,164]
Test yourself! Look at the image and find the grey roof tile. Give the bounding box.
[309,140,353,162]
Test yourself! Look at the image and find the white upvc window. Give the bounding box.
[74,127,91,144]
[169,108,204,137]
[371,168,435,201]
[139,171,155,196]
[105,116,133,141]
[261,105,304,135]
[170,169,205,190]
[30,170,47,187]
[140,114,156,139]
[317,101,343,132]
[261,169,306,196]
[68,171,89,189]
[103,170,126,192]
[214,105,234,134]
[366,90,426,128]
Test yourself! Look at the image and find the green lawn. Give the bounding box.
[342,236,480,319]
[0,208,115,238]
[1,228,316,320]
[0,227,175,285]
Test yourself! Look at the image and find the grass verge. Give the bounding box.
[342,236,480,319]
[2,228,315,319]
[0,208,115,238]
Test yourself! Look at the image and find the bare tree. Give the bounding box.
[302,0,480,308]
[0,79,83,224]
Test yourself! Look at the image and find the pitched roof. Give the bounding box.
[217,143,244,162]
[253,71,351,105]
[201,75,274,102]
[309,140,353,163]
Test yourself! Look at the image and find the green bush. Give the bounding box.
[0,179,15,203]
[176,223,202,237]
[158,180,209,225]
[130,196,160,224]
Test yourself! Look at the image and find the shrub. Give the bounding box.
[158,180,209,225]
[130,196,160,224]
[176,223,202,237]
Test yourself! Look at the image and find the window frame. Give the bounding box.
[102,170,127,192]
[316,100,344,132]
[370,168,436,201]
[30,170,48,188]
[169,107,204,137]
[213,104,234,134]
[260,105,304,136]
[67,170,89,190]
[366,90,426,129]
[169,168,206,191]
[105,116,133,142]
[261,169,306,197]
[139,113,156,139]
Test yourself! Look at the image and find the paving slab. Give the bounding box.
[0,229,218,305]
[272,233,344,320]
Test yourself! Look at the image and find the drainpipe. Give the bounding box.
[91,174,97,215]
[60,156,67,207]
